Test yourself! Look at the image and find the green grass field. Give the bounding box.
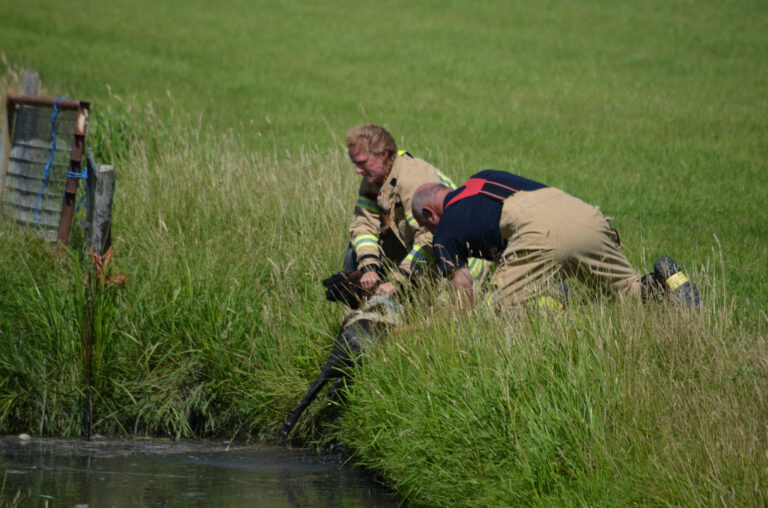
[1,0,767,505]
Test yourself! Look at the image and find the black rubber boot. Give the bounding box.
[640,273,664,302]
[653,256,701,307]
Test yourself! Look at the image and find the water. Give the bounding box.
[0,436,396,507]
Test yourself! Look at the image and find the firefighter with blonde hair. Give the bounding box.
[343,124,485,297]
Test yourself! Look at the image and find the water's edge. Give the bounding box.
[0,436,396,507]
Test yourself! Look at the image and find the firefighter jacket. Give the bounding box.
[349,151,486,281]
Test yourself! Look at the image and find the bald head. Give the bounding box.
[412,183,452,232]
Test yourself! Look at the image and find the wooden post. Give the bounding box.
[92,165,116,256]
[83,164,116,439]
[22,69,40,96]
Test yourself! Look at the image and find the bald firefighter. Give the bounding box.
[344,125,486,297]
[412,170,700,308]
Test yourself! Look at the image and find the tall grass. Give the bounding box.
[0,82,354,439]
[1,74,766,504]
[342,278,768,506]
[2,0,768,500]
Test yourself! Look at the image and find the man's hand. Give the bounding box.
[376,282,397,298]
[360,270,380,290]
[322,270,373,309]
[449,267,474,302]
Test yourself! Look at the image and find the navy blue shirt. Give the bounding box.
[432,170,547,274]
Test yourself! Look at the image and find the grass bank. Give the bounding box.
[343,288,767,505]
[1,89,766,504]
[1,67,354,438]
[2,0,767,504]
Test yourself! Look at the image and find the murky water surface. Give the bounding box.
[0,437,396,507]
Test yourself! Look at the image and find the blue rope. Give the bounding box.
[34,96,68,228]
[67,167,88,179]
[75,165,88,213]
[66,117,89,211]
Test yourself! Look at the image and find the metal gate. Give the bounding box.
[1,94,90,244]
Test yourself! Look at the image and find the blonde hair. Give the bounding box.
[345,124,398,162]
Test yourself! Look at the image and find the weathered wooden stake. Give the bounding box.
[22,69,40,96]
[83,163,117,439]
[92,165,116,255]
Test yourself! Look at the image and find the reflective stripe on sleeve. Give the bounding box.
[406,212,418,227]
[355,195,380,213]
[436,170,457,189]
[468,257,485,281]
[353,234,380,254]
[405,245,435,265]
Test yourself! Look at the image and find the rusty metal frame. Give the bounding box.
[0,102,9,195]
[3,93,90,246]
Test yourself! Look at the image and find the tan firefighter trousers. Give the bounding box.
[492,187,643,307]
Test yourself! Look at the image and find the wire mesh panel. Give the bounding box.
[1,95,90,244]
